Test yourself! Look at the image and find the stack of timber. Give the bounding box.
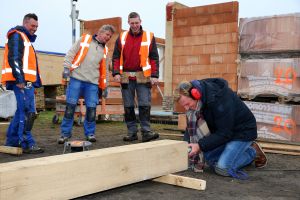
[238,13,300,102]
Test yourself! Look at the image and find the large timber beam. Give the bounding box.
[0,140,188,200]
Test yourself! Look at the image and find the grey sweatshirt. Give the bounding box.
[64,35,104,85]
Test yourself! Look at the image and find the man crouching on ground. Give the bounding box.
[175,78,267,179]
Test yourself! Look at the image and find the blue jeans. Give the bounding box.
[121,80,151,133]
[204,140,256,177]
[6,84,36,149]
[60,78,99,137]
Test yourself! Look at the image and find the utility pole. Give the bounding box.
[70,0,79,44]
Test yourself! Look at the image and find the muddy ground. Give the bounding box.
[0,111,300,200]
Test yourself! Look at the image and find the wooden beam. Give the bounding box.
[258,141,300,152]
[0,146,22,155]
[0,140,188,200]
[153,174,206,190]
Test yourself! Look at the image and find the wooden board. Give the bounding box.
[0,146,22,155]
[0,140,188,200]
[153,174,206,190]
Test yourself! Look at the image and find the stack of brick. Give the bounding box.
[238,13,300,142]
[172,1,239,91]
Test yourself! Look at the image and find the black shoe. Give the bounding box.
[58,136,71,144]
[123,134,138,142]
[23,145,44,154]
[86,135,96,142]
[142,131,159,142]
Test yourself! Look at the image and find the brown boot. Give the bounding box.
[252,141,267,168]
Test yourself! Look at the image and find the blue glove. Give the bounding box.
[62,67,70,79]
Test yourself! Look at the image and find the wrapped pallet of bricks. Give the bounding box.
[238,58,300,102]
[244,101,300,142]
[239,13,300,55]
[238,13,300,102]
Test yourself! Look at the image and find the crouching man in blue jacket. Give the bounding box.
[175,78,267,179]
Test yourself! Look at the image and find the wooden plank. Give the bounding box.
[0,146,22,155]
[263,149,300,156]
[160,132,184,137]
[0,140,188,200]
[152,174,206,190]
[258,141,300,152]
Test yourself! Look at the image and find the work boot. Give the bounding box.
[142,131,159,142]
[58,136,71,144]
[123,133,138,142]
[86,135,96,142]
[252,141,268,168]
[23,145,44,154]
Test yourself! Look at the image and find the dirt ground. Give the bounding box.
[0,111,300,200]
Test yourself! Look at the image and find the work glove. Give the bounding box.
[62,67,70,79]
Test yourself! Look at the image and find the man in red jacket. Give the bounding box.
[112,12,159,142]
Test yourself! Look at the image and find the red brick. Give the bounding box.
[186,56,199,65]
[215,44,228,54]
[223,73,237,85]
[218,33,232,43]
[190,26,203,35]
[184,36,206,46]
[175,18,188,26]
[202,24,215,34]
[191,65,210,75]
[209,65,215,73]
[215,23,228,34]
[227,64,237,73]
[227,43,238,53]
[203,44,215,54]
[191,46,204,55]
[174,27,192,37]
[179,65,191,74]
[215,64,228,73]
[199,55,210,65]
[173,37,185,47]
[175,7,196,18]
[194,2,238,15]
[231,33,238,43]
[223,12,238,23]
[223,54,237,64]
[227,22,238,33]
[206,34,219,44]
[210,54,223,64]
[173,46,194,56]
[172,65,180,75]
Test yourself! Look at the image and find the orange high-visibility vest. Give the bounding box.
[1,30,39,84]
[70,34,108,89]
[119,30,153,77]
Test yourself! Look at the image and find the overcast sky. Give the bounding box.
[1,0,299,53]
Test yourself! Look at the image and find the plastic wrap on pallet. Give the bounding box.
[244,101,300,142]
[0,89,16,118]
[237,58,300,100]
[239,13,300,54]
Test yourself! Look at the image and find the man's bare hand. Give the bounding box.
[188,143,201,157]
[114,74,121,83]
[150,77,158,85]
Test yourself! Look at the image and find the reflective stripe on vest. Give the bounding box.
[71,34,92,70]
[1,30,38,84]
[119,30,153,77]
[70,34,107,89]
